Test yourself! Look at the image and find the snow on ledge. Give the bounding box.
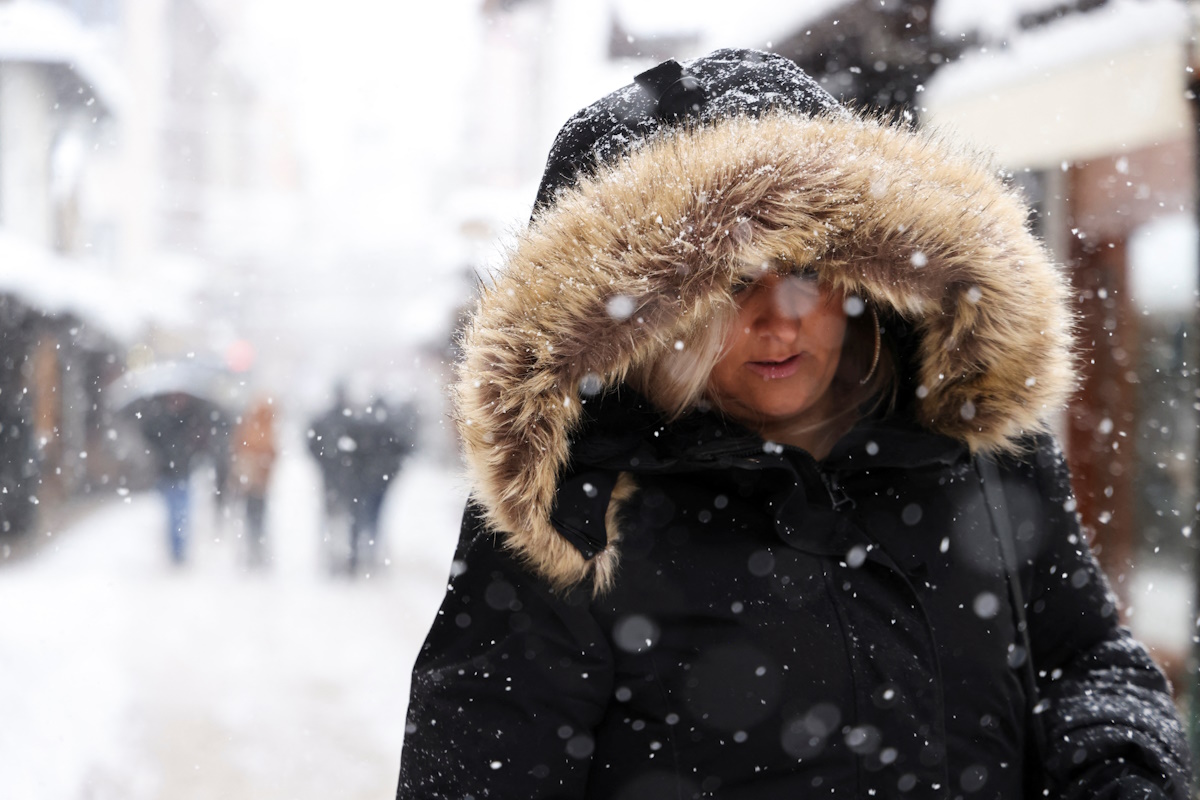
[925,0,1189,109]
[0,0,127,114]
[0,229,147,341]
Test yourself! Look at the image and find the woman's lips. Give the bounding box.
[746,353,802,380]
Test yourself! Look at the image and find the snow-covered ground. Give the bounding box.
[0,421,466,800]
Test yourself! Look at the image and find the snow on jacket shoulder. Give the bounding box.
[398,48,1191,800]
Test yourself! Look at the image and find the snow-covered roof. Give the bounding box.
[927,0,1188,104]
[935,0,1082,38]
[0,0,128,115]
[0,230,148,341]
[922,0,1190,168]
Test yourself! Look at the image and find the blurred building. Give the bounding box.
[0,0,132,542]
[114,0,304,384]
[0,0,304,547]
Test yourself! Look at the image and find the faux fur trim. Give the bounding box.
[454,111,1076,590]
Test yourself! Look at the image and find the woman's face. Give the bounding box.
[709,272,848,433]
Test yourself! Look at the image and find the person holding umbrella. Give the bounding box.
[109,360,231,565]
[137,390,214,564]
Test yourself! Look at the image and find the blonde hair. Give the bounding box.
[628,283,896,433]
[627,300,739,419]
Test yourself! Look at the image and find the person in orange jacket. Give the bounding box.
[230,395,277,568]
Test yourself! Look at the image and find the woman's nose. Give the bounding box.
[752,276,816,337]
[756,309,800,343]
[753,292,802,343]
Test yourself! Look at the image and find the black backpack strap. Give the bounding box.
[976,455,1050,760]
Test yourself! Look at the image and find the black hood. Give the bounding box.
[534,48,842,210]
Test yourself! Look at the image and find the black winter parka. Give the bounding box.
[397,49,1192,799]
[400,395,1188,799]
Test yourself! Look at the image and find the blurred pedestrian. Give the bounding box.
[308,384,355,572]
[230,395,277,568]
[398,49,1192,798]
[343,397,415,575]
[137,391,213,565]
[208,406,235,525]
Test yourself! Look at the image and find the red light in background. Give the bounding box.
[227,339,255,372]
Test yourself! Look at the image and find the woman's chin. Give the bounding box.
[727,401,816,432]
[754,394,819,423]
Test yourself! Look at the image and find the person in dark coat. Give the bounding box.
[308,385,356,570]
[397,49,1192,799]
[309,389,416,575]
[138,391,213,564]
[343,397,415,575]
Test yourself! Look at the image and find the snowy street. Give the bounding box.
[0,420,465,800]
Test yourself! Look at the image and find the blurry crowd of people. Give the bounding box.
[133,391,279,567]
[127,381,417,577]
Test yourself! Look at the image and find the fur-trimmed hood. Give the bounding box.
[453,50,1076,592]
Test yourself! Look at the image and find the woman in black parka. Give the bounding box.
[397,49,1192,799]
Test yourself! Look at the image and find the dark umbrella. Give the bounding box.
[105,363,241,494]
[104,360,241,415]
[104,362,241,481]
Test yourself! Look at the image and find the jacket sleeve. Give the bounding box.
[397,502,614,799]
[1018,435,1192,800]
